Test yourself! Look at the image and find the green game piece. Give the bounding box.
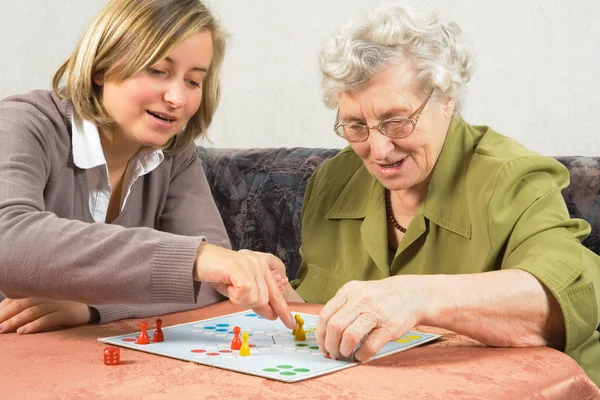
[263,368,279,373]
[295,343,309,347]
[280,372,297,376]
[309,346,319,350]
[277,365,294,369]
[293,368,310,373]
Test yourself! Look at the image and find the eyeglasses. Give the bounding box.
[333,91,434,142]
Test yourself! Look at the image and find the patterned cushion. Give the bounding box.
[556,157,600,256]
[197,147,339,280]
[198,147,600,280]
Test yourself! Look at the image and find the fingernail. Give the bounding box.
[17,327,27,334]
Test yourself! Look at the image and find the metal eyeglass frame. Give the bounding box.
[333,90,434,142]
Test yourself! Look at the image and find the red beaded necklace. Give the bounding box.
[385,189,407,233]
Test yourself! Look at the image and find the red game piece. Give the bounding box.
[136,321,150,345]
[152,319,164,343]
[104,347,120,365]
[230,326,242,350]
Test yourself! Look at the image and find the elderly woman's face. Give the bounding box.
[336,64,455,193]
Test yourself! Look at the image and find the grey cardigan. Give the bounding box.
[0,90,229,322]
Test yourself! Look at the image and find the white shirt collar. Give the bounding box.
[71,113,164,172]
[72,113,107,169]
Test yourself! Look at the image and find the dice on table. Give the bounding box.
[104,347,120,365]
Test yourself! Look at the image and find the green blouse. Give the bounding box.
[292,118,600,385]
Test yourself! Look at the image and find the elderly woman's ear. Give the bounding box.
[443,96,456,118]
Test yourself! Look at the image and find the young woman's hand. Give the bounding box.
[194,242,295,329]
[238,249,289,293]
[0,298,92,334]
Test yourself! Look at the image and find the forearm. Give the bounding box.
[0,213,202,304]
[422,269,566,349]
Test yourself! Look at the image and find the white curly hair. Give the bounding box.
[320,2,474,113]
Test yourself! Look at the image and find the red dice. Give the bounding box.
[104,347,120,365]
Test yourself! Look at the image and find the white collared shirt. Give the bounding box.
[71,113,164,223]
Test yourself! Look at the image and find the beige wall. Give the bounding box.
[1,1,598,155]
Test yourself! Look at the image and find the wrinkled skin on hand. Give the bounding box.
[316,277,429,360]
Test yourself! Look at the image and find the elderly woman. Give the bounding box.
[285,3,600,385]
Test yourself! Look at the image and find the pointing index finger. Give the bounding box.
[264,272,294,329]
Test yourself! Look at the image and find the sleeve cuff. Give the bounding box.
[514,262,598,353]
[150,236,204,303]
[91,304,134,324]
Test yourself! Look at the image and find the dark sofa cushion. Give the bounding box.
[556,157,600,256]
[197,147,339,279]
[199,147,600,280]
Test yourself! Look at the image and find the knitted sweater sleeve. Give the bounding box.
[0,93,205,305]
[91,146,231,322]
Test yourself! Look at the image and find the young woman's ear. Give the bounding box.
[93,72,105,87]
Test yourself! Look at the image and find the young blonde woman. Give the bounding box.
[0,0,294,334]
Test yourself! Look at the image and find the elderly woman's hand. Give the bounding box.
[316,276,432,361]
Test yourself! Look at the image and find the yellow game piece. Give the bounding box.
[294,315,306,341]
[292,314,302,335]
[239,331,251,356]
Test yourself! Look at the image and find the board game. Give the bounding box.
[99,310,441,382]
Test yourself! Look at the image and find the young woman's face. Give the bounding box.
[96,30,213,148]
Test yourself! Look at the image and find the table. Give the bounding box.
[0,301,598,399]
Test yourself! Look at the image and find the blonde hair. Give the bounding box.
[320,2,473,113]
[53,0,227,155]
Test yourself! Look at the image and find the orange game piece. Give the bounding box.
[104,347,120,365]
[230,326,242,350]
[136,321,150,345]
[152,319,164,343]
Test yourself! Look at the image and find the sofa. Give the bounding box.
[197,147,600,282]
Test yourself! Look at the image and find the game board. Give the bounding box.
[99,310,441,382]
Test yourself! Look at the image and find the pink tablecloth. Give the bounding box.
[0,301,598,399]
